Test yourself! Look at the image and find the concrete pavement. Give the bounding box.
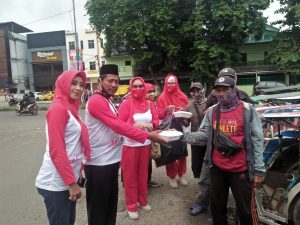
[0,110,239,225]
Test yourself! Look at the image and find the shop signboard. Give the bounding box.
[32,50,62,63]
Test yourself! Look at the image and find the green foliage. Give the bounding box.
[191,0,269,84]
[85,0,268,85]
[269,1,300,80]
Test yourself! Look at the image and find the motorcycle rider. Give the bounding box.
[20,92,35,112]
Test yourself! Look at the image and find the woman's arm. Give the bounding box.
[46,104,76,186]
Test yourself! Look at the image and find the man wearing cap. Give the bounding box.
[182,76,265,225]
[186,68,255,216]
[206,67,254,108]
[182,82,209,215]
[84,64,168,225]
[184,82,207,178]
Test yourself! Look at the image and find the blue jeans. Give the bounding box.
[37,188,76,225]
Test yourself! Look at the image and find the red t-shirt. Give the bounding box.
[212,102,247,172]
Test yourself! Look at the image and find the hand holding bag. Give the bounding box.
[151,142,161,159]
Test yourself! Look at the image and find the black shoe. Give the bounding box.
[148,180,162,188]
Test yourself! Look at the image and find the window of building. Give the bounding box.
[89,61,96,70]
[69,41,75,50]
[100,38,104,48]
[80,40,84,49]
[241,53,247,65]
[263,34,272,41]
[88,40,95,49]
[264,51,269,64]
[125,60,131,66]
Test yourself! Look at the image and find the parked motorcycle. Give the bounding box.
[15,102,38,116]
[8,97,18,106]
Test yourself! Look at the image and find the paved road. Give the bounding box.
[0,110,218,225]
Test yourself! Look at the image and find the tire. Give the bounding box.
[293,197,300,225]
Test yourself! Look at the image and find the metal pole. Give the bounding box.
[72,0,79,70]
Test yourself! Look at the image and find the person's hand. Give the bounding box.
[146,123,154,132]
[166,105,176,113]
[69,182,81,201]
[253,175,264,188]
[148,130,168,144]
[179,118,190,127]
[134,123,146,130]
[175,106,183,111]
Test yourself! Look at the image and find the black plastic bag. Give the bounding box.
[155,117,188,167]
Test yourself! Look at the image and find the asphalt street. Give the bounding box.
[0,110,221,225]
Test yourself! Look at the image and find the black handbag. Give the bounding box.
[212,106,244,157]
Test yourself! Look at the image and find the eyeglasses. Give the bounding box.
[132,84,144,89]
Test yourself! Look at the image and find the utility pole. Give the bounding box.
[72,0,80,70]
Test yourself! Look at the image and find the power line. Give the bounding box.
[23,9,73,25]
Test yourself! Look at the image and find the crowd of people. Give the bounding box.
[35,64,265,225]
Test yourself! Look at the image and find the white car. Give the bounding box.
[33,92,44,101]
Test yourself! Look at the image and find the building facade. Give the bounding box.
[27,31,68,91]
[66,29,105,91]
[235,24,284,94]
[0,22,32,93]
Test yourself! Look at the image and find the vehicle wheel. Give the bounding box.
[293,197,300,225]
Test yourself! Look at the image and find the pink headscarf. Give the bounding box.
[51,70,91,160]
[158,73,189,108]
[145,83,155,93]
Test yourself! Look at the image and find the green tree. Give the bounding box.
[191,0,269,84]
[268,0,300,82]
[85,0,269,85]
[85,0,196,77]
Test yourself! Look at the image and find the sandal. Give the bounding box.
[187,203,207,216]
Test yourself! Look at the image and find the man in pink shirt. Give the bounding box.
[84,64,167,225]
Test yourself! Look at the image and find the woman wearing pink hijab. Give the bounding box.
[118,77,159,220]
[156,74,189,189]
[35,70,91,225]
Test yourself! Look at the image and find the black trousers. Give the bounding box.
[85,163,120,225]
[210,166,253,225]
[191,145,206,178]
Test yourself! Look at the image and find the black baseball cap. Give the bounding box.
[190,82,204,91]
[213,76,235,89]
[218,68,236,78]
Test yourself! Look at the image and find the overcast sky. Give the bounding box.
[0,0,284,34]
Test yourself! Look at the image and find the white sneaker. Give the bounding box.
[127,211,139,220]
[141,204,152,212]
[169,177,178,189]
[178,176,188,186]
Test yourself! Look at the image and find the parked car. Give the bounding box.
[42,91,54,101]
[253,81,287,95]
[33,92,44,101]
